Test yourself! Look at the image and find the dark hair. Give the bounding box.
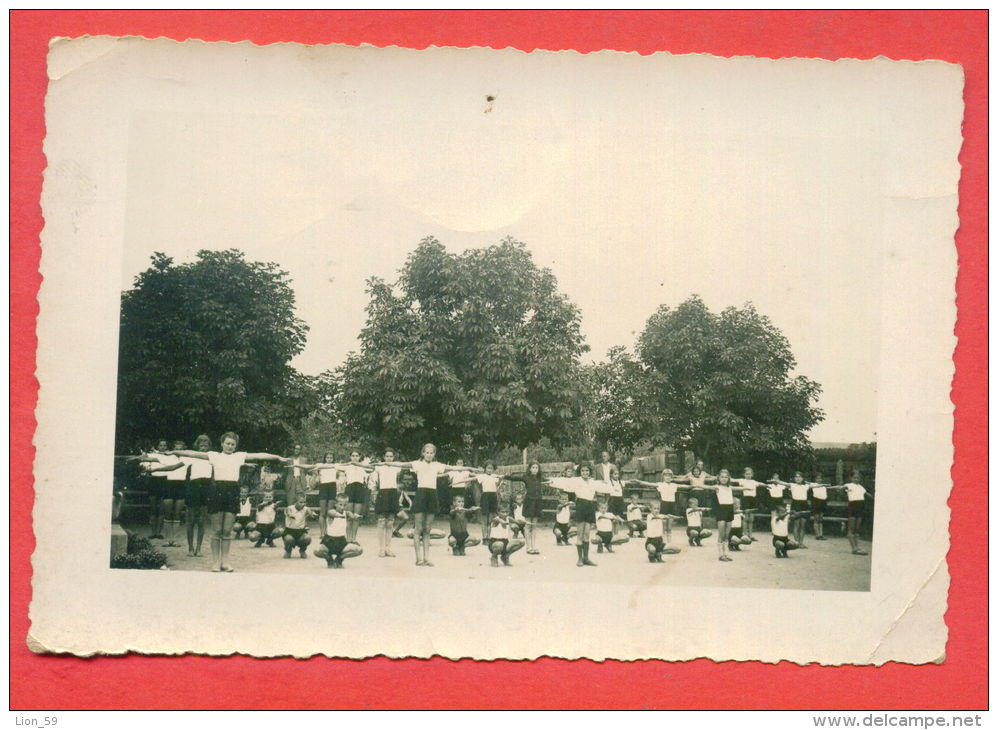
[579,463,594,476]
[220,431,240,445]
[527,461,542,476]
[485,461,497,471]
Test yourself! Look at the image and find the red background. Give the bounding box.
[10,11,988,710]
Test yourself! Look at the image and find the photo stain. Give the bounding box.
[485,94,496,114]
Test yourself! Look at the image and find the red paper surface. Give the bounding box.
[10,10,987,710]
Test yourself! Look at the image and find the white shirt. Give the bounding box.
[555,505,571,524]
[477,473,501,494]
[626,505,643,521]
[790,483,810,501]
[513,504,524,521]
[736,478,763,496]
[411,460,446,490]
[237,499,253,517]
[811,486,828,500]
[767,483,786,499]
[449,469,472,487]
[186,455,212,480]
[328,512,347,537]
[715,484,734,505]
[317,465,339,485]
[375,464,401,490]
[342,464,368,484]
[646,515,665,538]
[161,454,186,481]
[686,472,708,487]
[686,508,702,528]
[771,514,789,537]
[256,502,277,524]
[657,482,678,502]
[845,483,868,501]
[548,477,576,494]
[732,513,743,529]
[596,512,614,532]
[291,457,303,478]
[492,519,511,540]
[208,451,247,482]
[608,480,623,497]
[285,504,309,529]
[573,477,597,502]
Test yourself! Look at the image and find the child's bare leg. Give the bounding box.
[422,514,434,566]
[348,502,363,542]
[340,544,363,563]
[186,507,196,554]
[318,499,330,538]
[503,538,525,565]
[412,514,423,565]
[219,513,235,570]
[744,511,754,539]
[298,534,311,557]
[489,540,503,567]
[209,512,223,570]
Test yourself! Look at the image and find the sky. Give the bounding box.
[115,43,905,443]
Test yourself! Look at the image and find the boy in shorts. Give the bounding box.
[319,493,364,568]
[552,493,573,545]
[282,493,316,559]
[488,503,524,567]
[448,495,481,555]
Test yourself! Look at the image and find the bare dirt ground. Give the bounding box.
[131,517,872,592]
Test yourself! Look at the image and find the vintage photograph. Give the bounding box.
[32,38,959,662]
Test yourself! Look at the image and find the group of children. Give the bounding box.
[124,439,873,572]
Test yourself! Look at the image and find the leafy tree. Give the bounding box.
[637,295,823,469]
[115,250,309,450]
[578,346,662,462]
[337,236,588,460]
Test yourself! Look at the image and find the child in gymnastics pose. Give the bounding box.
[810,475,829,541]
[340,451,375,543]
[629,469,680,543]
[511,493,527,538]
[475,463,504,542]
[169,433,289,572]
[232,487,255,539]
[764,473,788,517]
[373,444,469,567]
[626,496,647,537]
[253,491,280,548]
[685,498,712,547]
[772,472,813,549]
[702,468,737,562]
[552,492,573,545]
[730,466,765,542]
[372,448,403,557]
[319,493,364,568]
[505,462,548,554]
[729,498,748,552]
[448,495,481,555]
[644,503,681,562]
[302,452,347,539]
[183,434,214,557]
[570,464,599,567]
[488,503,525,567]
[594,497,627,553]
[771,503,801,558]
[158,440,190,548]
[282,493,316,559]
[844,473,873,556]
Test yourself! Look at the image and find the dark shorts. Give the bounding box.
[847,500,865,518]
[412,488,438,515]
[489,538,509,552]
[646,537,664,552]
[256,522,275,534]
[185,478,211,509]
[450,529,469,545]
[479,492,499,514]
[148,476,167,500]
[523,496,543,519]
[554,522,570,534]
[346,482,367,504]
[323,535,348,556]
[284,527,307,541]
[235,515,253,527]
[318,482,337,501]
[731,527,743,538]
[659,500,676,516]
[563,491,576,502]
[740,494,756,509]
[629,519,647,530]
[597,530,613,545]
[374,488,399,516]
[207,480,240,515]
[164,481,186,501]
[574,498,596,524]
[772,535,788,546]
[792,499,809,513]
[715,504,735,522]
[608,496,625,516]
[811,497,827,515]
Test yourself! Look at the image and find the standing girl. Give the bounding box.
[506,462,547,555]
[341,451,375,543]
[183,434,214,557]
[702,468,736,562]
[844,472,872,556]
[372,448,404,558]
[301,453,347,539]
[284,444,306,507]
[570,464,599,567]
[730,467,764,542]
[475,463,504,542]
[159,440,190,548]
[170,432,288,572]
[373,444,466,567]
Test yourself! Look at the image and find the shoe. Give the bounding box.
[283,551,292,559]
[852,549,869,555]
[501,554,511,566]
[582,544,597,567]
[299,550,307,559]
[385,550,396,557]
[720,555,733,562]
[750,536,758,542]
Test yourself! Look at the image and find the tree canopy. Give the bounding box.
[115,250,311,450]
[637,295,824,468]
[336,236,588,459]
